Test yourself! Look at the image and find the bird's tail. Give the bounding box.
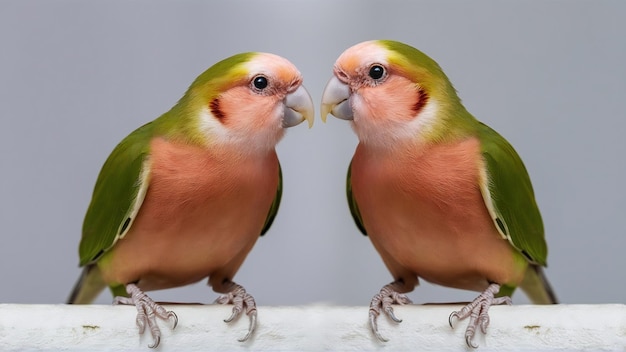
[520,264,558,304]
[66,264,106,304]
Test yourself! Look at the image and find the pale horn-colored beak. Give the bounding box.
[320,75,353,122]
[283,85,315,128]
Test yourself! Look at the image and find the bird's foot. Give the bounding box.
[215,282,257,342]
[114,283,178,348]
[448,283,511,348]
[369,281,413,342]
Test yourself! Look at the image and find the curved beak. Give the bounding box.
[283,85,315,128]
[320,75,353,122]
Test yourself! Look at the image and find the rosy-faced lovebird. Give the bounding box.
[321,40,557,348]
[67,52,314,348]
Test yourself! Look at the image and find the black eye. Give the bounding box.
[368,65,385,80]
[253,76,268,90]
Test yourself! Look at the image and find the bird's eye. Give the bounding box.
[368,65,385,80]
[252,75,269,90]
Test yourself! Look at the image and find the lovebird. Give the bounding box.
[321,40,557,348]
[67,52,314,348]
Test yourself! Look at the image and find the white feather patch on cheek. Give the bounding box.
[352,95,440,149]
[198,106,231,144]
[407,99,439,140]
[197,106,285,156]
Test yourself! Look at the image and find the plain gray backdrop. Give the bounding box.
[1,1,624,306]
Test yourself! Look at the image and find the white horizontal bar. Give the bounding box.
[0,304,624,351]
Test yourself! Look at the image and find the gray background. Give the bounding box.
[1,1,624,306]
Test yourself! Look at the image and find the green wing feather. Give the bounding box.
[346,161,367,236]
[477,122,547,266]
[260,163,282,236]
[79,122,155,266]
[345,126,547,267]
[79,120,280,264]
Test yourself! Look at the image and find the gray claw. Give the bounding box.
[449,311,459,328]
[369,311,389,342]
[115,283,177,349]
[368,281,411,342]
[148,336,160,349]
[216,282,258,342]
[169,311,178,329]
[448,283,510,348]
[386,307,403,323]
[237,311,257,342]
[466,334,478,349]
[224,307,240,323]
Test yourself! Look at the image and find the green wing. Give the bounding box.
[260,163,282,236]
[346,161,367,236]
[79,122,155,266]
[477,122,547,266]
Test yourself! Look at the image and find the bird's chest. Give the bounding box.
[142,145,277,238]
[101,138,279,287]
[351,139,488,237]
[351,139,518,289]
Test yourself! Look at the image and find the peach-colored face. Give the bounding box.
[205,53,304,153]
[333,41,430,147]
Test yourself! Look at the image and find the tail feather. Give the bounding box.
[66,265,106,304]
[520,264,558,304]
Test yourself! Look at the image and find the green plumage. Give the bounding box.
[68,51,313,349]
[324,40,557,347]
[346,163,366,236]
[261,165,282,237]
[78,120,283,267]
[346,40,549,270]
[80,122,153,266]
[76,52,281,269]
[477,122,547,266]
[346,123,548,269]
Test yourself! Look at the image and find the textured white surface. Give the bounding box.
[0,304,624,351]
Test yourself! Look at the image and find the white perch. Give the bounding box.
[0,304,624,351]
